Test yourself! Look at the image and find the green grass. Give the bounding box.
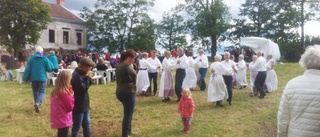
[0,63,304,137]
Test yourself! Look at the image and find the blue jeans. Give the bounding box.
[116,93,135,137]
[72,110,91,137]
[31,81,47,105]
[199,68,208,90]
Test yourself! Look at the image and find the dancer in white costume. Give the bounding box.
[248,55,258,96]
[207,55,230,106]
[236,55,247,88]
[182,51,197,90]
[265,54,278,92]
[136,52,158,95]
[159,51,175,102]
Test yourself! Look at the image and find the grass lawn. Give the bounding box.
[0,63,304,137]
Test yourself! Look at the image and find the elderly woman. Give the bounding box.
[248,55,258,96]
[115,49,137,137]
[159,51,175,102]
[236,55,247,89]
[277,45,320,137]
[136,52,157,95]
[265,54,278,92]
[207,54,230,107]
[182,51,197,90]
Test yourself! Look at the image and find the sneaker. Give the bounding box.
[34,103,40,113]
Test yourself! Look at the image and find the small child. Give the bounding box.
[50,71,74,137]
[178,88,195,134]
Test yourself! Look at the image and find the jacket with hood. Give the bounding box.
[47,53,59,70]
[23,52,54,82]
[178,96,195,118]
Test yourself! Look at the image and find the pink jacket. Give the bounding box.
[178,96,195,118]
[50,89,74,128]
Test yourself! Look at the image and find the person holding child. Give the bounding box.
[50,71,74,137]
[71,57,95,137]
[178,88,195,134]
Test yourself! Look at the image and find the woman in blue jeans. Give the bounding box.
[115,49,137,137]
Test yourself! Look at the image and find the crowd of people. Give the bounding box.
[7,45,281,137]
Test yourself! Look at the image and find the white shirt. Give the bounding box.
[139,58,157,70]
[195,54,209,68]
[251,56,267,71]
[175,54,189,69]
[147,57,162,73]
[221,60,236,76]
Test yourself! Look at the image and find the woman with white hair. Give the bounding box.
[23,46,54,113]
[182,51,197,90]
[265,54,278,92]
[159,51,175,102]
[207,54,230,107]
[278,45,320,136]
[236,54,247,89]
[136,52,158,95]
[248,55,258,96]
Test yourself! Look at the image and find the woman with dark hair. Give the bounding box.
[115,49,137,137]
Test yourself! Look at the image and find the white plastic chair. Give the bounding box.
[96,70,107,85]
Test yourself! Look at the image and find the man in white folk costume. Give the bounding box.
[136,52,159,95]
[195,49,209,91]
[251,51,267,98]
[221,52,237,105]
[182,51,197,90]
[248,55,258,96]
[207,54,230,107]
[175,48,189,102]
[159,51,175,102]
[265,54,278,92]
[236,55,247,89]
[147,51,162,96]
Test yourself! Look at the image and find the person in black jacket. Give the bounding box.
[71,57,95,137]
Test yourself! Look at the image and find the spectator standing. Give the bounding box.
[23,46,54,113]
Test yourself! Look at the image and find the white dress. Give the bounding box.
[136,58,157,94]
[159,58,175,97]
[182,57,197,89]
[207,62,229,102]
[265,59,278,92]
[249,62,258,93]
[236,60,247,86]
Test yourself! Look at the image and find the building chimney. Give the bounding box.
[56,0,65,6]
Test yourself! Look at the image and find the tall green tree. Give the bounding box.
[185,0,231,57]
[0,0,51,56]
[157,7,187,51]
[80,0,154,54]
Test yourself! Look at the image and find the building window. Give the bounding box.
[63,31,69,44]
[49,30,55,43]
[76,32,82,45]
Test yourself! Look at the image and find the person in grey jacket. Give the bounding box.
[278,45,320,137]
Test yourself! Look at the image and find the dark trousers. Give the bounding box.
[58,127,69,137]
[223,75,233,102]
[199,68,208,90]
[254,71,267,96]
[148,72,158,94]
[175,69,186,100]
[116,93,135,137]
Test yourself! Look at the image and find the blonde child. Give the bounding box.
[50,71,74,137]
[178,88,195,134]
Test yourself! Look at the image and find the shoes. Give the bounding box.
[34,103,40,113]
[227,99,232,105]
[259,94,266,99]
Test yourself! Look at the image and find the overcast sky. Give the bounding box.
[43,0,320,36]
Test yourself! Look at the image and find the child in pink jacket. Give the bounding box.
[178,88,195,134]
[50,71,74,137]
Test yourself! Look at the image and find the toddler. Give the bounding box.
[178,88,195,134]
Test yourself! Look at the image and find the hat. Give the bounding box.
[79,57,95,67]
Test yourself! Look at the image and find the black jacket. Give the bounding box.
[71,68,91,113]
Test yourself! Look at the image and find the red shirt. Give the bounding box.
[105,53,110,60]
[178,96,195,118]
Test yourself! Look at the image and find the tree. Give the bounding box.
[80,0,155,54]
[157,7,187,51]
[185,0,231,57]
[0,0,51,56]
[127,14,157,51]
